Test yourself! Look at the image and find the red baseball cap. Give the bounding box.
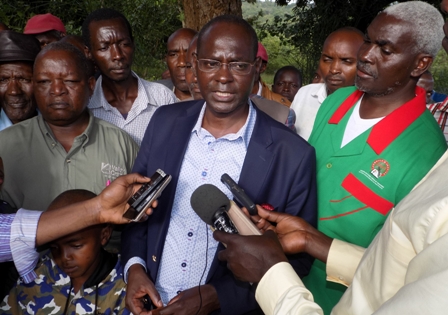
[24,13,66,35]
[257,42,268,63]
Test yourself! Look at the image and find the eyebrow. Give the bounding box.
[376,39,390,46]
[54,235,85,245]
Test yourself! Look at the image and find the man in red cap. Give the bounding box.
[251,42,291,107]
[24,13,66,48]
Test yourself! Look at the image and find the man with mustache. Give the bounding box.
[0,42,138,212]
[122,15,317,315]
[159,28,198,101]
[0,31,40,132]
[302,2,447,313]
[291,27,364,140]
[84,8,176,146]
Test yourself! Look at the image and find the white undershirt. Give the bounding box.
[341,97,384,148]
[257,81,262,96]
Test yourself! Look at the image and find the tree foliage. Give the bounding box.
[0,0,182,80]
[262,0,441,82]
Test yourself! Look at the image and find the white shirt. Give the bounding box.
[341,98,383,147]
[256,150,448,315]
[88,71,177,146]
[291,83,327,140]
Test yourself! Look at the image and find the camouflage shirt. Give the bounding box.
[0,254,130,315]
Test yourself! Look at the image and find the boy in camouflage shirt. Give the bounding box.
[0,190,130,315]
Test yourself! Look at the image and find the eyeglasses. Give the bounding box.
[197,59,256,75]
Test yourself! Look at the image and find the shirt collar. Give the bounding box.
[317,83,328,103]
[192,99,256,148]
[328,86,427,154]
[40,110,95,148]
[0,109,13,130]
[89,71,155,113]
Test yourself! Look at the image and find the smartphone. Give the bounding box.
[123,169,172,222]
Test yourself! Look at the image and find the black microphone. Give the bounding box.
[191,184,261,236]
[221,173,257,215]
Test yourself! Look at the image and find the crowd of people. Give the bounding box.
[1,1,448,314]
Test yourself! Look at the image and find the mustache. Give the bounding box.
[357,61,377,79]
[326,74,344,81]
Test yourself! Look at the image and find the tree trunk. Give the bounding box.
[181,0,242,31]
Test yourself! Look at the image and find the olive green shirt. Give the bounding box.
[0,111,138,210]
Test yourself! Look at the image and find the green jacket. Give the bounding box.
[303,86,447,314]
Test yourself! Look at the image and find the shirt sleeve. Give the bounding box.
[123,256,147,283]
[10,209,42,283]
[0,213,15,263]
[326,239,366,287]
[255,262,323,315]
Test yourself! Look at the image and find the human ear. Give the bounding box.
[411,54,433,78]
[100,225,113,246]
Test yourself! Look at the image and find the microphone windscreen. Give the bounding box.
[191,184,230,225]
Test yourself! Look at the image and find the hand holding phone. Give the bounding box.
[123,169,172,222]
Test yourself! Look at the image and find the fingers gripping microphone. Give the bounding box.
[191,184,261,236]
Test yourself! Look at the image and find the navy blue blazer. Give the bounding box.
[122,100,317,314]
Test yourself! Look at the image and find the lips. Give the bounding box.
[6,102,27,109]
[49,101,69,109]
[213,90,234,101]
[62,265,77,274]
[325,76,344,85]
[357,63,375,78]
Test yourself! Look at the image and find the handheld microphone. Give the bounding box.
[190,184,261,236]
[221,173,257,215]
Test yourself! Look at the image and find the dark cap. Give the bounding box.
[0,31,41,62]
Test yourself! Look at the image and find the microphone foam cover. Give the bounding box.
[190,184,230,225]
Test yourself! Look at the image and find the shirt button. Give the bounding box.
[188,232,193,237]
[51,143,56,147]
[181,262,187,268]
[202,171,207,176]
[66,159,71,163]
[326,163,332,168]
[177,290,181,295]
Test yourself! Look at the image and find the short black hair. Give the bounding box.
[38,42,93,80]
[82,8,133,49]
[48,189,97,211]
[197,15,258,60]
[274,66,302,84]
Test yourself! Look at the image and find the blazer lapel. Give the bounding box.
[237,107,274,207]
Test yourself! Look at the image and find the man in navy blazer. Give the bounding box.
[122,15,317,315]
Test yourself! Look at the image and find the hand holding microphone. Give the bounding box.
[214,230,288,284]
[190,184,261,237]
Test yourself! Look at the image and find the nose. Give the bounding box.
[283,83,291,92]
[215,63,234,84]
[177,50,187,68]
[329,60,341,74]
[50,80,67,95]
[357,42,374,64]
[111,44,124,61]
[59,247,73,262]
[7,78,22,95]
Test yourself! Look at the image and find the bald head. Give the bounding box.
[320,27,364,95]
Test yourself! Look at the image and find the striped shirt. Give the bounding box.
[0,209,41,283]
[88,72,177,146]
[428,97,448,144]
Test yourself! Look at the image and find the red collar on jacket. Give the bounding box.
[328,86,426,154]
